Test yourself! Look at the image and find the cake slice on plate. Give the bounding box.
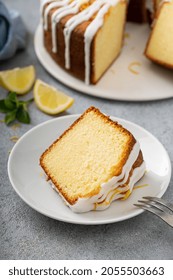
[40,107,146,213]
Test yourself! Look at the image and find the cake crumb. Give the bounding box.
[124,32,130,39]
[39,171,44,178]
[10,136,20,143]
[110,69,115,75]
[128,62,141,75]
[11,123,21,131]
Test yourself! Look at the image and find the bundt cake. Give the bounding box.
[41,0,173,85]
[40,107,146,213]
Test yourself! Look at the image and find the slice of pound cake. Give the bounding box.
[40,107,145,212]
[145,0,173,68]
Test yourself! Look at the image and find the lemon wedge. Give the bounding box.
[33,79,74,115]
[0,65,36,94]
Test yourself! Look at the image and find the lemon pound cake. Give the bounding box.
[40,107,146,213]
[145,0,173,69]
[41,0,127,84]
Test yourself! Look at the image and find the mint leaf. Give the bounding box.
[4,98,16,110]
[5,110,17,125]
[0,92,33,125]
[8,92,18,104]
[5,92,18,109]
[0,100,12,113]
[16,106,30,124]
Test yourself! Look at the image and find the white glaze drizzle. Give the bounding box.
[64,0,105,69]
[42,0,121,84]
[52,0,89,53]
[95,162,146,211]
[43,0,69,30]
[49,141,146,213]
[40,0,56,15]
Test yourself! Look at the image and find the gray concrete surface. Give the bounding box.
[0,0,173,260]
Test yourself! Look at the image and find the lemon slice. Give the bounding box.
[0,65,36,94]
[33,79,74,115]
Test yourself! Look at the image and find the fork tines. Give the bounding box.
[134,196,173,228]
[143,196,173,212]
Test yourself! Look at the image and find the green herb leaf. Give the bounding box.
[16,106,30,124]
[5,110,17,125]
[0,100,12,113]
[8,92,18,104]
[4,98,16,110]
[0,92,33,125]
[3,92,18,110]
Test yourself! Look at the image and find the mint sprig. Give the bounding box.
[0,92,33,125]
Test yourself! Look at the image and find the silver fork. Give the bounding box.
[134,196,173,228]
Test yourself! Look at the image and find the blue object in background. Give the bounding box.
[0,1,26,61]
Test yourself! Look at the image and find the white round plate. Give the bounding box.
[8,115,171,225]
[34,24,173,101]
